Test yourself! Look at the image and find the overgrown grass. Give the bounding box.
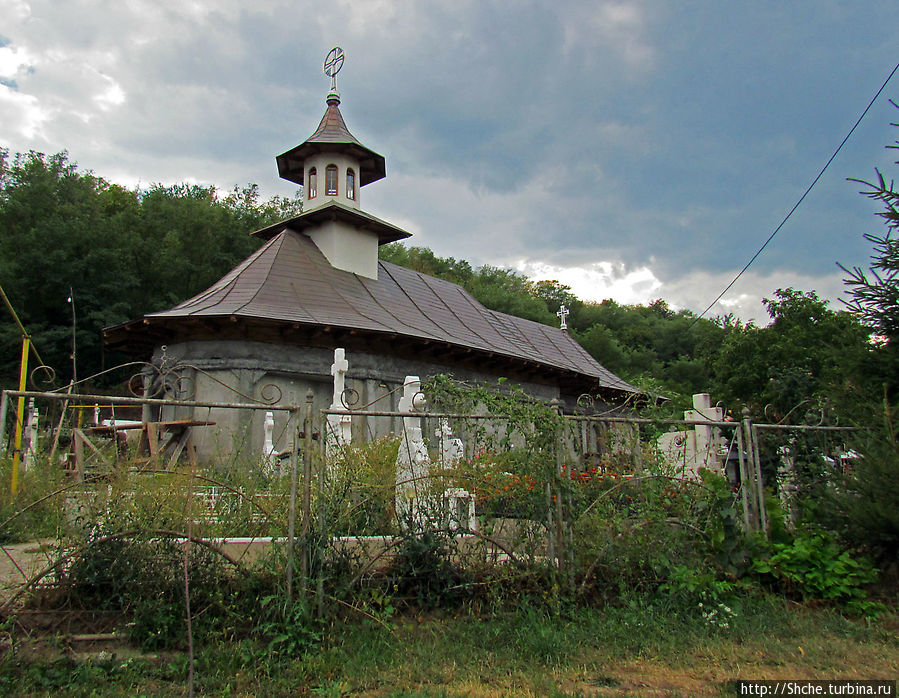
[3,596,896,696]
[3,380,898,695]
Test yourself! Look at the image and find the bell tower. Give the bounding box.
[276,48,386,213]
[272,48,403,279]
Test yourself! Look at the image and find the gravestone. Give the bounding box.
[325,348,353,457]
[657,393,726,478]
[395,376,431,529]
[22,398,38,471]
[435,419,464,466]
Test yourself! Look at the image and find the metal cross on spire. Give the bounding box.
[323,46,345,94]
[557,304,569,331]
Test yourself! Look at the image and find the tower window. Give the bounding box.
[326,165,338,196]
[346,168,355,200]
[308,168,317,198]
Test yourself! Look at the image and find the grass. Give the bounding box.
[2,594,897,696]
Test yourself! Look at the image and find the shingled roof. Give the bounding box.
[104,228,638,396]
[276,95,386,187]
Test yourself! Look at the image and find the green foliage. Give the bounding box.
[59,528,239,650]
[389,528,469,610]
[326,437,400,536]
[378,243,473,286]
[0,455,69,544]
[0,149,302,386]
[752,531,879,610]
[697,469,763,576]
[839,106,899,345]
[820,422,899,561]
[710,289,871,418]
[257,595,322,657]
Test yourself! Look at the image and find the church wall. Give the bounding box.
[152,339,563,463]
[307,220,379,278]
[303,153,361,211]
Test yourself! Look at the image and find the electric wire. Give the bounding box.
[690,61,899,327]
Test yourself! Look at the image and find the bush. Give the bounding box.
[820,429,899,562]
[326,437,399,536]
[57,525,244,650]
[751,530,879,612]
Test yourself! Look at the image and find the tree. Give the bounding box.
[839,105,899,344]
[0,149,302,386]
[838,111,899,401]
[709,288,870,418]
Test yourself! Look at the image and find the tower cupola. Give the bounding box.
[267,48,408,280]
[276,48,385,212]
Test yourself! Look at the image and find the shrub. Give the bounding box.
[820,429,899,562]
[752,530,879,611]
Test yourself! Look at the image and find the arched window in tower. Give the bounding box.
[326,164,338,196]
[308,168,317,198]
[346,168,356,200]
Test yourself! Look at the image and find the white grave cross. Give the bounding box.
[396,376,432,529]
[326,348,353,456]
[330,348,349,409]
[436,419,464,467]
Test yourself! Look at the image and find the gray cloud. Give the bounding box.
[0,0,895,320]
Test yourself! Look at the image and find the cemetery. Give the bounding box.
[0,47,894,695]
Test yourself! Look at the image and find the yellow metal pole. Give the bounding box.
[11,336,29,498]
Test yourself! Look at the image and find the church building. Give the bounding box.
[102,51,638,457]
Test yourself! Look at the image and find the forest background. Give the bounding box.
[0,145,895,424]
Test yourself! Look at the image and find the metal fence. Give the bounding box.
[0,386,858,614]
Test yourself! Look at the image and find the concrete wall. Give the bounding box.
[307,220,379,279]
[303,152,361,211]
[150,340,564,463]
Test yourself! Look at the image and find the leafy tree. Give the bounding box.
[465,265,554,325]
[710,289,870,419]
[0,149,301,386]
[378,244,473,286]
[533,279,579,318]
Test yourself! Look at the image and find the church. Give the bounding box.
[102,50,638,457]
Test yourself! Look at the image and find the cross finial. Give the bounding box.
[557,304,569,331]
[323,47,345,96]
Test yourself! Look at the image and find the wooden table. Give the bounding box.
[72,419,215,476]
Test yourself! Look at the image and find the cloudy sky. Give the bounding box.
[1,1,896,323]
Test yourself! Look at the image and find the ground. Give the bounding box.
[1,541,897,697]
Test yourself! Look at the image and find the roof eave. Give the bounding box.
[276,142,386,187]
[251,201,412,245]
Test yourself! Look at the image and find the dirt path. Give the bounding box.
[0,540,59,604]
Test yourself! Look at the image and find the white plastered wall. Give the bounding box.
[303,153,361,211]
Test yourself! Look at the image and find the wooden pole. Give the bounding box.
[735,425,754,531]
[750,424,768,538]
[316,404,326,620]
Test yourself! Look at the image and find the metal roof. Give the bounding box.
[250,200,411,245]
[276,96,386,187]
[109,228,637,395]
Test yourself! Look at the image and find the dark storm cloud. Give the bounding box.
[0,0,896,320]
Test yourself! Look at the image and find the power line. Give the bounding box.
[690,60,899,327]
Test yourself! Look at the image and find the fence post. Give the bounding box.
[741,409,768,537]
[750,423,769,538]
[0,389,8,456]
[734,424,755,531]
[286,405,301,602]
[301,390,314,597]
[545,479,554,567]
[316,400,326,620]
[11,337,29,498]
